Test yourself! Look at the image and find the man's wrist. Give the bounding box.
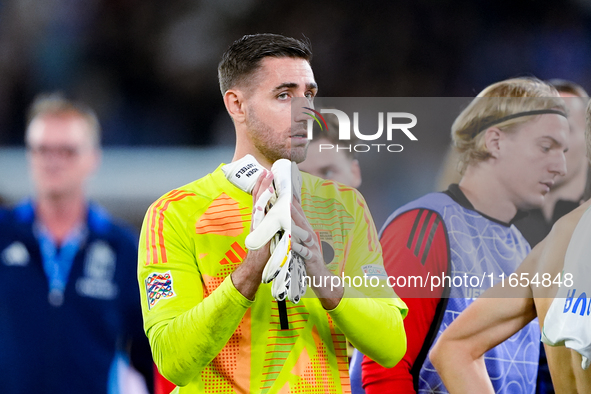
[306,265,344,309]
[230,248,268,300]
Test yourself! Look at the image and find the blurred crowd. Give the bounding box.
[1,0,591,147]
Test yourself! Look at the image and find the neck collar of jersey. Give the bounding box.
[443,184,528,227]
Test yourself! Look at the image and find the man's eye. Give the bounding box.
[278,92,289,100]
[305,92,314,99]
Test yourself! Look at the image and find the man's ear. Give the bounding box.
[223,89,246,124]
[483,127,503,159]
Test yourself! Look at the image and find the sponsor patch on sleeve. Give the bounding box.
[361,264,388,279]
[145,271,176,310]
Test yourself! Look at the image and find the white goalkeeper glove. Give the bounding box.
[262,160,303,282]
[223,157,307,303]
[271,251,307,304]
[281,163,307,304]
[261,231,290,283]
[250,159,307,303]
[248,159,294,286]
[245,159,292,251]
[221,154,266,194]
[268,161,307,303]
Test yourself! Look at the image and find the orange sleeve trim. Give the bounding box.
[146,190,195,265]
[144,201,155,265]
[147,190,184,265]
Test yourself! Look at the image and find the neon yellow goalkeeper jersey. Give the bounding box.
[138,164,407,394]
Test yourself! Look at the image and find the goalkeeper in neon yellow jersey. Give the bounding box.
[138,33,408,394]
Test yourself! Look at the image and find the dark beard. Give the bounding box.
[247,108,308,163]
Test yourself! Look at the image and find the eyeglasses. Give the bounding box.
[27,144,86,159]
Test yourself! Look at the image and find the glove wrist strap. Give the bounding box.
[222,154,266,194]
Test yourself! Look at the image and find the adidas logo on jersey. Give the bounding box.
[219,242,247,265]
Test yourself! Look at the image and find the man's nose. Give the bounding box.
[550,151,567,177]
[293,98,313,122]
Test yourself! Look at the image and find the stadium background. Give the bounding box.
[0,0,590,229]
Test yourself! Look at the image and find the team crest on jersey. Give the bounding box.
[76,241,119,300]
[146,271,176,309]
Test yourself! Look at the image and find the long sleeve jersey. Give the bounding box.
[138,164,408,394]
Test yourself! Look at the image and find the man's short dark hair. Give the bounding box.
[218,33,312,95]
